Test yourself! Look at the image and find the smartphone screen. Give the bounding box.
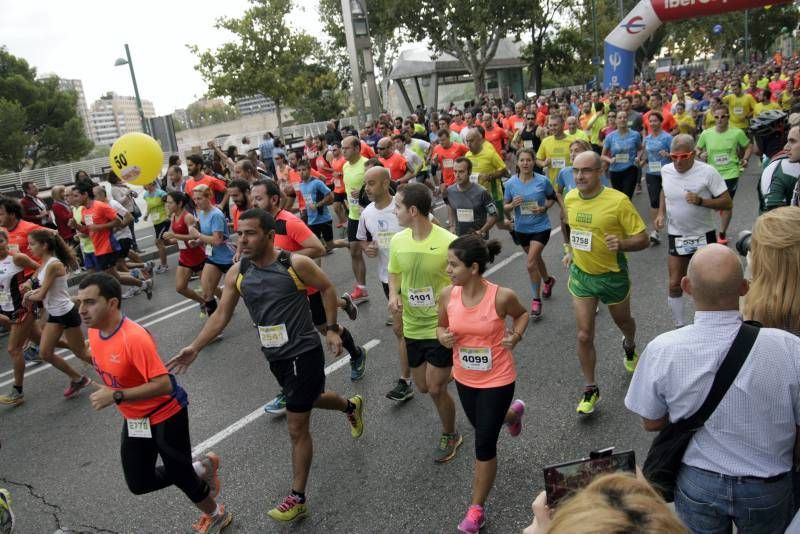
[543,449,636,507]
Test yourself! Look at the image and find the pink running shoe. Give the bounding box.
[63,376,90,398]
[457,505,486,534]
[507,399,526,437]
[542,276,556,299]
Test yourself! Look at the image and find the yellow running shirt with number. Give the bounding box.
[564,187,646,274]
[466,144,507,201]
[536,135,573,185]
[723,94,756,129]
[343,156,367,220]
[388,225,456,340]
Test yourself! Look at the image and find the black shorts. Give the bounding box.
[307,291,326,327]
[178,260,205,273]
[405,338,452,369]
[725,178,738,198]
[347,218,360,242]
[269,348,326,413]
[95,253,118,271]
[515,229,551,248]
[415,172,428,183]
[333,192,347,203]
[668,230,717,257]
[645,173,662,210]
[205,260,232,273]
[382,281,390,300]
[309,222,334,243]
[117,238,133,259]
[47,305,81,328]
[154,221,170,240]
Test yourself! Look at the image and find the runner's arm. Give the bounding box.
[617,230,649,252]
[113,374,173,403]
[696,190,732,210]
[290,254,342,354]
[12,253,41,274]
[189,264,241,352]
[496,286,528,346]
[640,415,668,432]
[25,260,65,302]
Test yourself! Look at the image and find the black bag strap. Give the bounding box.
[683,321,760,429]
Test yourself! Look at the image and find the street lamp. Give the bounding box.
[115,44,150,135]
[341,0,381,121]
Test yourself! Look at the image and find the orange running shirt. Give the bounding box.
[379,151,408,181]
[185,175,226,206]
[5,219,44,276]
[81,200,118,256]
[331,157,347,193]
[432,143,469,186]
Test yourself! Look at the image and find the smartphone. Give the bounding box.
[543,448,636,507]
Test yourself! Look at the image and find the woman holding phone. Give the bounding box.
[437,234,528,534]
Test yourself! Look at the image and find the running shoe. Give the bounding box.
[121,286,139,300]
[349,286,369,304]
[263,392,287,416]
[507,399,525,437]
[542,276,556,299]
[530,299,542,320]
[385,315,393,326]
[63,376,90,398]
[649,230,661,245]
[386,379,414,402]
[346,395,364,438]
[192,503,232,533]
[198,451,221,499]
[155,264,169,274]
[198,302,207,318]
[434,432,463,463]
[576,387,600,415]
[189,272,200,281]
[0,488,14,534]
[0,390,23,407]
[341,292,358,321]
[717,231,728,245]
[144,260,155,274]
[267,494,308,522]
[143,279,154,300]
[623,339,639,373]
[457,505,486,534]
[23,345,42,365]
[350,346,367,381]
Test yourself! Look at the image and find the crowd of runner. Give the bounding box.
[2,55,800,533]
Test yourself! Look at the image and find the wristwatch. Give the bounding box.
[113,390,124,405]
[327,323,341,333]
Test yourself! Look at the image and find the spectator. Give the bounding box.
[626,244,800,534]
[523,473,686,533]
[325,120,342,146]
[20,181,53,228]
[50,185,75,244]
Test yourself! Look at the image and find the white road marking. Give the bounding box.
[192,338,381,456]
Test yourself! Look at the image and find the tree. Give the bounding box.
[518,0,581,93]
[0,48,92,172]
[399,0,526,97]
[189,0,344,137]
[185,98,239,128]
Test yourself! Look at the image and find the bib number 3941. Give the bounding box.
[258,324,289,348]
[127,417,152,438]
[408,287,434,308]
[459,347,492,371]
[570,229,592,252]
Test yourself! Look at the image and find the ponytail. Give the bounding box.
[29,230,79,272]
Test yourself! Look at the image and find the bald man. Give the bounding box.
[656,134,732,328]
[626,244,800,533]
[564,150,649,415]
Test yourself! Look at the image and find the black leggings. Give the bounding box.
[456,381,515,461]
[609,166,639,199]
[120,407,209,503]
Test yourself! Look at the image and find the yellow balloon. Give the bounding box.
[109,132,164,186]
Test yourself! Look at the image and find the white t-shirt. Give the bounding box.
[356,198,403,283]
[661,160,728,236]
[109,199,133,241]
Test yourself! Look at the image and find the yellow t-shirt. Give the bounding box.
[536,135,573,184]
[565,129,589,143]
[343,157,366,220]
[466,143,507,200]
[753,101,780,116]
[675,112,696,134]
[564,186,646,274]
[723,94,756,129]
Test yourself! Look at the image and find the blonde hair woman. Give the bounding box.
[743,207,800,334]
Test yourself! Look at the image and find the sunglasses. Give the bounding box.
[670,152,693,161]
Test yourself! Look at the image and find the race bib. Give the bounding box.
[459,347,492,371]
[615,153,630,164]
[713,153,730,166]
[258,324,289,348]
[407,287,435,308]
[349,189,360,202]
[523,140,533,149]
[515,121,524,131]
[457,208,474,223]
[648,161,662,173]
[377,231,393,249]
[443,159,454,169]
[520,201,539,215]
[551,158,566,169]
[292,182,301,192]
[127,418,152,439]
[469,173,480,184]
[84,214,94,226]
[733,106,744,116]
[0,290,11,308]
[177,239,187,250]
[674,234,708,256]
[334,178,342,188]
[570,229,593,251]
[205,244,213,256]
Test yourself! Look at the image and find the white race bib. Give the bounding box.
[713,153,730,166]
[570,229,593,251]
[334,178,342,188]
[469,173,480,184]
[648,161,662,173]
[443,159,454,169]
[349,189,360,202]
[258,324,289,348]
[205,244,213,256]
[456,208,474,223]
[127,417,152,439]
[177,239,187,250]
[523,140,533,149]
[377,231,393,249]
[615,153,630,164]
[292,182,301,191]
[84,214,94,226]
[520,201,539,215]
[515,121,524,131]
[674,234,708,256]
[733,106,744,116]
[407,287,435,308]
[0,290,11,308]
[551,157,566,169]
[459,347,492,371]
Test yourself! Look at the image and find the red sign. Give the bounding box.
[652,0,791,22]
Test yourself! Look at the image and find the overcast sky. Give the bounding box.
[0,0,328,115]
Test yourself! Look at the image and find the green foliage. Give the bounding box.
[185,99,239,128]
[0,47,92,172]
[87,144,111,158]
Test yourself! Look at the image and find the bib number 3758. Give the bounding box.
[570,230,592,252]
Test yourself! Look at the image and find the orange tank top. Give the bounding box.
[447,281,516,388]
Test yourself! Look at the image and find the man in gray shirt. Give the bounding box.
[625,244,800,534]
[446,157,497,237]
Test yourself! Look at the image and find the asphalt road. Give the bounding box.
[0,162,763,533]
